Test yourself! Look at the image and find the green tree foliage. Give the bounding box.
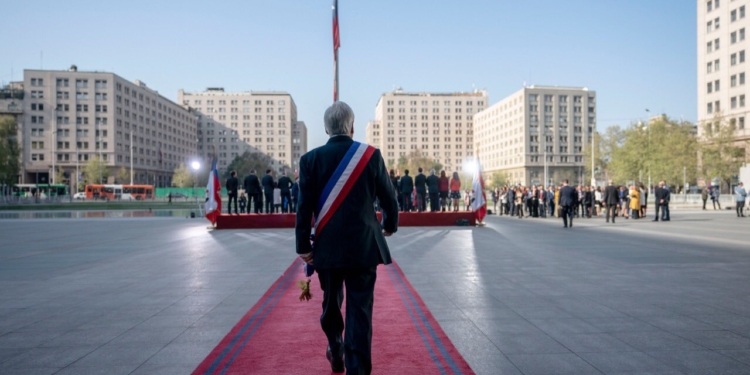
[83,156,109,185]
[115,167,131,184]
[224,151,275,180]
[700,117,748,191]
[53,166,66,186]
[608,116,698,187]
[0,116,21,187]
[488,171,510,189]
[171,163,194,188]
[394,150,443,176]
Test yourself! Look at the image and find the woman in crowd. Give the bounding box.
[515,187,525,218]
[530,186,539,217]
[619,186,630,219]
[639,182,647,218]
[594,186,602,217]
[629,185,641,219]
[450,172,461,212]
[438,170,450,212]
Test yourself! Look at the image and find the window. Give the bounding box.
[715,17,720,30]
[708,20,713,33]
[742,6,746,19]
[732,74,737,87]
[708,82,714,93]
[708,102,714,114]
[742,95,746,107]
[716,59,721,71]
[732,96,738,108]
[741,50,746,63]
[715,38,720,50]
[741,117,746,129]
[742,28,746,41]
[732,53,737,65]
[715,79,720,91]
[741,72,746,85]
[732,9,738,22]
[76,79,88,88]
[708,0,713,12]
[708,41,714,52]
[732,31,737,44]
[708,61,713,73]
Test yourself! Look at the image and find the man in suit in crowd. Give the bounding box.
[243,169,262,214]
[225,170,239,215]
[414,168,427,212]
[508,186,516,216]
[291,176,300,213]
[547,186,556,217]
[662,182,671,221]
[653,181,669,222]
[261,169,275,213]
[277,171,294,213]
[426,169,440,212]
[538,185,547,218]
[602,179,619,223]
[296,101,398,374]
[400,169,414,212]
[559,180,577,228]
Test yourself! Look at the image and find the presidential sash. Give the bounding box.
[313,141,376,238]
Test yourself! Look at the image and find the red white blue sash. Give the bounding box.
[313,141,376,238]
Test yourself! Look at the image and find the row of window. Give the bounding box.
[202,107,287,113]
[706,5,746,33]
[528,94,595,104]
[385,100,484,106]
[185,99,286,106]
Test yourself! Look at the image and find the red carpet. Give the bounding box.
[216,211,475,229]
[192,260,474,375]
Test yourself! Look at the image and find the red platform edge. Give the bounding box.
[215,211,476,229]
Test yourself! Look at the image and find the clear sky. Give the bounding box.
[2,0,696,149]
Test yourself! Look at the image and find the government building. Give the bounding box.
[474,86,596,186]
[178,88,307,174]
[365,89,488,172]
[19,66,198,189]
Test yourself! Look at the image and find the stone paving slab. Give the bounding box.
[0,211,749,374]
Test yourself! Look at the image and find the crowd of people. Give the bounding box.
[224,169,299,214]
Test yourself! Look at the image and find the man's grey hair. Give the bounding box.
[324,101,355,136]
[430,169,436,176]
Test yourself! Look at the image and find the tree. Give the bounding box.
[700,117,748,192]
[83,156,109,185]
[115,167,131,184]
[53,166,66,186]
[608,116,698,187]
[488,171,510,189]
[0,116,21,187]
[224,151,274,180]
[171,163,194,188]
[394,150,443,176]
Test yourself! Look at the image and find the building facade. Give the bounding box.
[474,86,596,186]
[365,89,488,172]
[698,0,750,168]
[20,67,198,190]
[178,89,307,174]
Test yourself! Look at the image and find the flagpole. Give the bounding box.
[334,47,339,102]
[332,0,339,102]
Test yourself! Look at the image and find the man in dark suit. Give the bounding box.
[399,169,414,212]
[261,169,275,213]
[296,101,398,374]
[225,170,239,215]
[291,176,299,213]
[277,171,293,213]
[602,180,619,223]
[414,168,427,212]
[426,169,440,212]
[654,181,668,222]
[243,169,262,213]
[559,179,577,228]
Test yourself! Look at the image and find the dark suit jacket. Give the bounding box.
[414,173,427,194]
[226,177,239,195]
[261,174,275,195]
[400,175,414,194]
[277,176,293,194]
[559,186,577,207]
[603,185,619,205]
[655,187,670,204]
[243,174,261,195]
[295,136,399,270]
[426,175,439,194]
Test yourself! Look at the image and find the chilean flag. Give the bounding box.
[471,157,487,223]
[205,158,221,225]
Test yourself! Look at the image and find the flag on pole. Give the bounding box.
[205,157,221,226]
[332,0,340,102]
[471,157,487,224]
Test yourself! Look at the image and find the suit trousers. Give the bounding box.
[227,193,238,214]
[606,203,618,222]
[416,191,426,212]
[429,192,440,212]
[561,205,574,227]
[401,193,412,212]
[737,201,745,216]
[264,192,274,213]
[280,192,292,213]
[252,193,263,213]
[318,267,377,375]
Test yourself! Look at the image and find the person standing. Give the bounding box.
[262,169,275,213]
[639,183,647,218]
[399,169,414,212]
[244,169,263,214]
[629,185,641,219]
[450,172,461,212]
[277,171,294,213]
[438,170,449,212]
[538,185,547,218]
[701,187,709,210]
[735,182,747,217]
[654,181,667,222]
[414,168,427,212]
[662,182,671,221]
[603,180,619,223]
[291,176,300,213]
[226,170,239,215]
[712,187,722,210]
[239,193,247,214]
[559,180,577,228]
[296,102,398,374]
[426,169,440,212]
[547,186,555,217]
[583,186,593,218]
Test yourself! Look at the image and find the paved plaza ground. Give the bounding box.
[1,210,750,374]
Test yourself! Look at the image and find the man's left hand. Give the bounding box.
[299,252,313,265]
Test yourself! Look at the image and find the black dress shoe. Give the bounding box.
[327,347,344,373]
[652,219,658,222]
